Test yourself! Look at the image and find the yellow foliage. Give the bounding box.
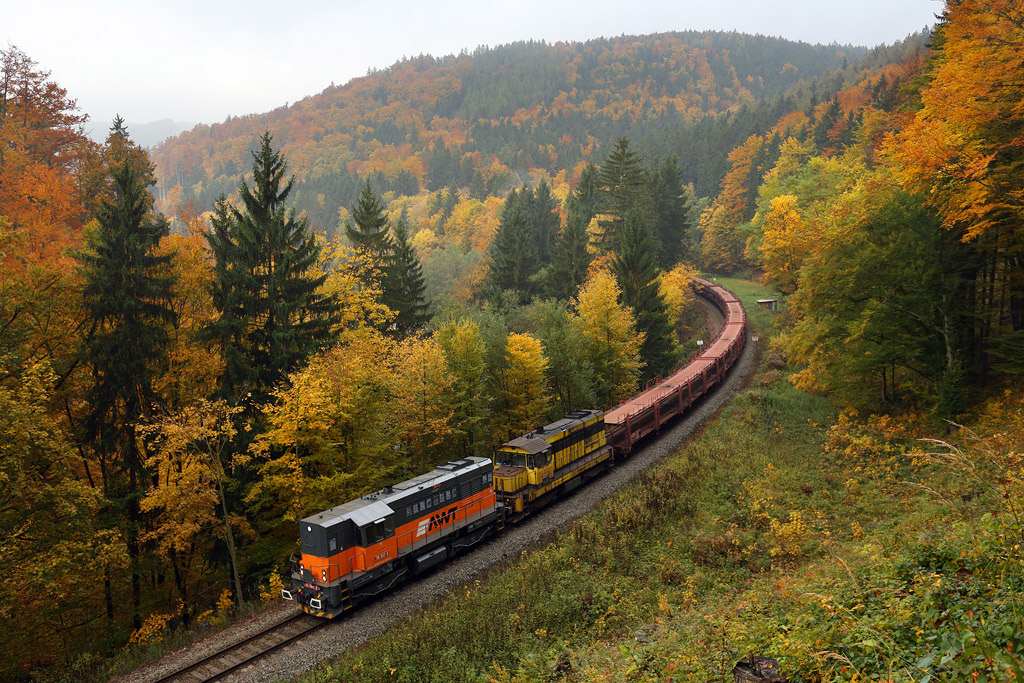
[412,227,441,255]
[570,268,643,406]
[258,573,285,605]
[215,589,234,617]
[494,333,551,441]
[391,334,456,468]
[887,0,1024,240]
[317,238,394,332]
[249,327,396,519]
[760,194,813,294]
[659,263,700,332]
[127,611,173,648]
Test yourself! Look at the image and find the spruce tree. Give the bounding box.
[546,192,592,301]
[486,188,538,302]
[80,118,176,629]
[386,210,431,334]
[613,208,678,380]
[207,131,338,405]
[346,179,393,278]
[532,178,561,265]
[597,137,648,251]
[575,163,601,225]
[651,156,694,268]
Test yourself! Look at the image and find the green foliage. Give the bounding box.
[597,137,649,252]
[651,155,695,269]
[206,132,339,405]
[386,211,431,334]
[544,190,593,301]
[613,208,678,380]
[345,179,393,273]
[486,188,539,302]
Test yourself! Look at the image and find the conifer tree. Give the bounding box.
[574,163,602,224]
[613,208,678,380]
[597,138,648,251]
[545,192,592,300]
[207,132,338,405]
[386,210,431,334]
[486,188,538,302]
[651,156,694,268]
[80,118,176,629]
[346,179,393,278]
[532,178,561,265]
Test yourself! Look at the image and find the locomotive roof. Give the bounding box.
[500,436,550,454]
[302,457,491,529]
[499,409,603,452]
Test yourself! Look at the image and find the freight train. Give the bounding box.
[282,277,747,618]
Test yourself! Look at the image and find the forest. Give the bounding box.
[2,0,1023,679]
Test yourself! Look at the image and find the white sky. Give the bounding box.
[3,0,941,133]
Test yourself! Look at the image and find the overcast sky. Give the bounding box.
[4,0,940,134]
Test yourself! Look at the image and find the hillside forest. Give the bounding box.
[1,1,1023,680]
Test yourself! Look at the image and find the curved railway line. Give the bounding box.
[130,277,753,683]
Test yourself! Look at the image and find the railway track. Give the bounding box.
[152,612,327,683]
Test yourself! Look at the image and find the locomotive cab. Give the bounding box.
[493,410,612,516]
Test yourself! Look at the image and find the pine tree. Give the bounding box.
[207,131,338,405]
[386,209,431,334]
[80,118,176,629]
[574,163,601,224]
[346,179,393,279]
[545,192,592,300]
[597,138,648,251]
[486,188,538,302]
[532,178,561,265]
[613,208,678,380]
[651,156,694,268]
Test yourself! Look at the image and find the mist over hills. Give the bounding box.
[150,30,886,231]
[86,118,195,147]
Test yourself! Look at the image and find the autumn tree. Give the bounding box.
[392,335,455,468]
[246,328,398,531]
[438,319,489,459]
[493,333,550,441]
[890,0,1024,375]
[0,46,93,263]
[759,194,814,294]
[140,400,245,617]
[207,132,339,406]
[80,118,176,629]
[0,364,109,678]
[783,181,971,415]
[659,263,701,337]
[570,268,643,406]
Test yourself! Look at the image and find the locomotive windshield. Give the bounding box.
[497,452,528,468]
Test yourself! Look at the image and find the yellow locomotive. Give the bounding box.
[493,409,612,519]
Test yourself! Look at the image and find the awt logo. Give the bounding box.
[416,505,458,537]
